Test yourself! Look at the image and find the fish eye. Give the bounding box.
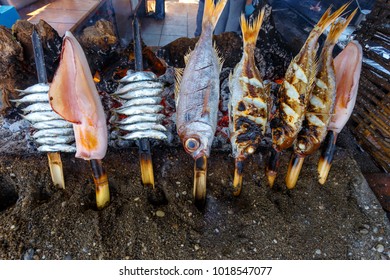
[185,138,200,152]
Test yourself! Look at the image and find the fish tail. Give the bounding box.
[241,7,265,47]
[202,0,228,31]
[325,8,357,45]
[316,2,350,34]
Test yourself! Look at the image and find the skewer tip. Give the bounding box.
[317,131,338,185]
[232,160,244,196]
[140,152,155,188]
[266,149,281,188]
[90,159,110,210]
[285,154,305,189]
[47,152,65,189]
[194,155,207,208]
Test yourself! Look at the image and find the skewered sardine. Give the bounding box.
[175,0,227,206]
[228,9,267,196]
[286,10,357,189]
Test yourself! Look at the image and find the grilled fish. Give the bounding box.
[228,10,267,195]
[175,0,227,205]
[271,3,349,152]
[286,10,357,189]
[266,3,349,187]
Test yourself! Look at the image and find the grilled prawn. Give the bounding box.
[286,10,357,189]
[228,9,267,196]
[266,3,349,187]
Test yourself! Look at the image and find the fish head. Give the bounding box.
[179,122,214,160]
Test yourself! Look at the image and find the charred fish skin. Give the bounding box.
[229,11,267,163]
[176,0,227,160]
[295,11,357,157]
[271,4,349,152]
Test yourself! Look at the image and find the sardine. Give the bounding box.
[115,113,165,125]
[115,81,163,95]
[175,0,227,206]
[23,111,63,123]
[120,97,161,107]
[35,136,75,145]
[286,10,357,189]
[114,105,163,115]
[113,88,163,100]
[32,128,75,138]
[16,83,50,95]
[38,144,77,153]
[32,120,73,130]
[228,10,267,195]
[118,123,167,132]
[22,102,53,113]
[118,70,157,83]
[119,130,168,141]
[12,93,49,105]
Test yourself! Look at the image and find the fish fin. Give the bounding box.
[241,7,265,47]
[183,48,192,65]
[202,0,228,31]
[316,2,350,34]
[325,8,357,45]
[174,67,184,102]
[213,43,224,71]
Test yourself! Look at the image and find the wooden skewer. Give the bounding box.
[194,155,207,208]
[318,130,338,185]
[285,154,305,189]
[90,159,110,209]
[32,29,66,189]
[266,149,280,188]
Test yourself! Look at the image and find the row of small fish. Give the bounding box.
[12,83,76,153]
[111,70,167,141]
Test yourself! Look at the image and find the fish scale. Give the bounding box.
[111,72,167,141]
[12,83,76,153]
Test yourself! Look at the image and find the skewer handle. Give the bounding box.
[318,131,338,185]
[90,159,110,209]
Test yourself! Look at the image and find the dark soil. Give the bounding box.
[0,144,389,260]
